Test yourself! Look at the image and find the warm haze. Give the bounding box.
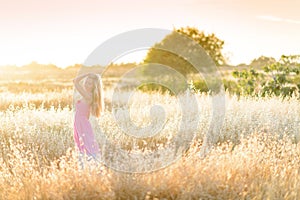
[0,0,299,68]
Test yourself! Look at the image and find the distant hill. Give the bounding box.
[0,62,138,81]
[21,61,62,71]
[0,62,62,71]
[0,56,282,81]
[250,56,276,68]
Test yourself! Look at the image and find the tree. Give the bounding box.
[232,55,300,98]
[175,27,226,66]
[140,27,226,94]
[250,56,276,68]
[143,26,226,76]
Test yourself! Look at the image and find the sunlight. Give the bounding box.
[112,49,149,64]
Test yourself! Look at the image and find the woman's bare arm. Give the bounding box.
[73,73,92,103]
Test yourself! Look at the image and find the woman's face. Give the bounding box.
[84,77,94,93]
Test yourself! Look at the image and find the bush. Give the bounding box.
[232,55,300,98]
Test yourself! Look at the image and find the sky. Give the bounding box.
[0,0,299,68]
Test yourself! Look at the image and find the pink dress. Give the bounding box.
[73,99,100,156]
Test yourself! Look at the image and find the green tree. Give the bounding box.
[261,55,300,97]
[144,26,226,75]
[250,56,276,68]
[175,27,226,66]
[232,55,300,98]
[141,27,226,94]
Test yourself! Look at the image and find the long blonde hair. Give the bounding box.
[89,74,104,118]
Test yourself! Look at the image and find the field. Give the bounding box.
[1,65,300,199]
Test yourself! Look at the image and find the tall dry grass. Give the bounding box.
[1,89,300,199]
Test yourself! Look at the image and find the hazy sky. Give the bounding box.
[0,0,299,67]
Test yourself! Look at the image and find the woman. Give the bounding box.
[73,72,104,165]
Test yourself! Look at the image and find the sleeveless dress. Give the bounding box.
[73,99,100,156]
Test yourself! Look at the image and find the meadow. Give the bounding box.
[0,65,300,199]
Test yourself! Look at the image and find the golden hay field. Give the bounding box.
[1,66,300,199]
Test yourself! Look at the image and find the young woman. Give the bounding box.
[73,72,104,164]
